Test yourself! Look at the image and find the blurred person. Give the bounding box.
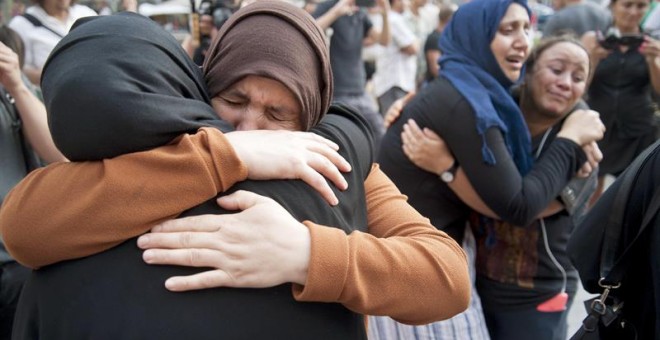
[373,1,605,339]
[8,0,96,85]
[423,3,456,84]
[182,1,234,66]
[118,0,137,12]
[2,4,470,338]
[371,0,419,116]
[0,25,65,340]
[403,0,439,87]
[543,0,611,38]
[313,0,391,155]
[97,0,112,15]
[581,0,660,204]
[396,35,600,340]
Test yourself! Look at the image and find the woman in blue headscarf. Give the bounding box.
[375,0,605,339]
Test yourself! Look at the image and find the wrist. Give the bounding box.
[556,131,580,145]
[290,223,311,285]
[4,80,28,98]
[439,159,459,183]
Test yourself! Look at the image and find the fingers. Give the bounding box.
[576,163,593,178]
[404,119,424,137]
[293,166,341,205]
[150,214,224,233]
[143,247,222,267]
[308,133,340,151]
[401,120,422,156]
[306,139,351,173]
[164,270,232,292]
[384,101,403,128]
[422,127,442,141]
[298,141,350,202]
[577,141,602,178]
[588,141,603,163]
[138,230,223,250]
[216,190,269,211]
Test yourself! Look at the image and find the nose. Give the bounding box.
[513,29,530,52]
[235,120,259,131]
[234,108,264,131]
[556,72,571,90]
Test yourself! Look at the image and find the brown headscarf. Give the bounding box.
[202,1,332,131]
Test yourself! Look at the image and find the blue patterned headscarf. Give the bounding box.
[439,0,533,174]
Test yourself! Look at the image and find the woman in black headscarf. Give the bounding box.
[3,3,469,339]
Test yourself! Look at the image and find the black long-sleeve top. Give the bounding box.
[378,76,587,242]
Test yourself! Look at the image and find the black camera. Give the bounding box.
[597,29,646,50]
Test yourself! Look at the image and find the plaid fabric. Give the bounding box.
[367,227,490,340]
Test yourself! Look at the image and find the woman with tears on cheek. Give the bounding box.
[397,35,602,340]
[2,3,470,339]
[373,0,605,338]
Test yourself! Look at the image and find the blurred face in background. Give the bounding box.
[41,0,72,11]
[611,0,650,32]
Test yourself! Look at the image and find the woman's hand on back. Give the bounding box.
[400,119,455,175]
[384,92,415,128]
[225,130,351,206]
[137,190,311,291]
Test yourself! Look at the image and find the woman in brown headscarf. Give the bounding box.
[3,2,469,339]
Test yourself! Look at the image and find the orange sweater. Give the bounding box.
[0,127,470,325]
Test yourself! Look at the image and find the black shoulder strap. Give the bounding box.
[22,13,65,38]
[607,188,660,281]
[600,139,660,284]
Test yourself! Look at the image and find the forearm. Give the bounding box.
[377,10,390,46]
[426,51,440,78]
[315,7,341,30]
[456,126,585,225]
[10,83,66,163]
[292,165,470,324]
[451,169,565,219]
[0,128,247,268]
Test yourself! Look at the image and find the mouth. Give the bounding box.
[505,55,525,70]
[547,91,570,104]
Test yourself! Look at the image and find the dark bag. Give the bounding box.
[569,140,660,340]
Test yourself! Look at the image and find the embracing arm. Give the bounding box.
[293,164,470,325]
[1,126,349,269]
[429,98,594,226]
[453,127,586,226]
[0,128,247,268]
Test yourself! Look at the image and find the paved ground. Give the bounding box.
[566,285,597,338]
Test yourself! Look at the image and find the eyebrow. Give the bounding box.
[546,58,587,71]
[222,88,250,100]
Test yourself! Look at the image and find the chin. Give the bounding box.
[506,71,522,83]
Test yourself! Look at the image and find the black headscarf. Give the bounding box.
[42,12,232,161]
